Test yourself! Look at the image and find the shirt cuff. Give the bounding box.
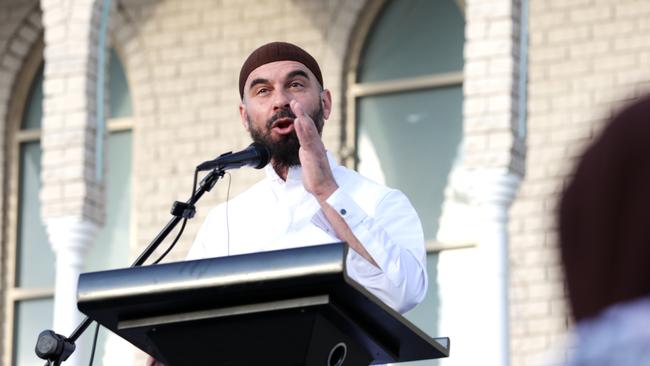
[325,187,366,229]
[324,188,394,274]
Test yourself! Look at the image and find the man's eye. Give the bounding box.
[256,88,269,95]
[289,81,304,88]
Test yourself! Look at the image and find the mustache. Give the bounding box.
[266,108,297,128]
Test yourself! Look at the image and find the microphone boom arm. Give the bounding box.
[35,167,226,365]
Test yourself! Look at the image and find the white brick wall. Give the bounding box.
[40,0,106,224]
[509,0,650,365]
[463,0,524,175]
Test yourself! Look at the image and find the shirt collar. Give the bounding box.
[264,151,339,183]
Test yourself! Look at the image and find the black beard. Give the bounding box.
[248,105,324,171]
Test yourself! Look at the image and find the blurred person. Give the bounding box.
[559,95,650,365]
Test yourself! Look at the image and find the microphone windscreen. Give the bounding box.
[250,142,271,169]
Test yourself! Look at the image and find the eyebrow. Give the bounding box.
[286,69,310,81]
[249,78,269,91]
[247,70,311,93]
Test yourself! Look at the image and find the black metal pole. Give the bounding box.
[35,168,224,365]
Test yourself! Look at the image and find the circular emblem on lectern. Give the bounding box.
[328,342,347,366]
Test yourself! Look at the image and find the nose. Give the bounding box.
[272,89,291,111]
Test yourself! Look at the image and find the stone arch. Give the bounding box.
[336,0,384,163]
[317,0,369,157]
[0,4,43,248]
[110,2,156,120]
[0,2,43,152]
[108,2,160,258]
[0,3,43,363]
[336,1,524,364]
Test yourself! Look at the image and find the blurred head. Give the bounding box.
[559,95,650,322]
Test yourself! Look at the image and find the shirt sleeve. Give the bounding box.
[324,187,428,314]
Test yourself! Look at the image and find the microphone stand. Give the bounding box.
[35,168,225,366]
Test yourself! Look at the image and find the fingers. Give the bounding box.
[289,100,336,200]
[290,99,307,118]
[290,100,320,147]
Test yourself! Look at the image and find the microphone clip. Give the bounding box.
[35,329,76,366]
[170,201,196,219]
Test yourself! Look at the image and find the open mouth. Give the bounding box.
[271,118,295,134]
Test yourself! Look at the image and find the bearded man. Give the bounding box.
[187,41,427,314]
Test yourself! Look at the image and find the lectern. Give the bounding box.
[77,243,449,365]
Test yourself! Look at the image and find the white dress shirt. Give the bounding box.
[188,152,427,313]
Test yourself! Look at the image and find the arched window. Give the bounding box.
[5,46,134,365]
[6,40,54,366]
[76,47,135,363]
[84,48,133,274]
[346,0,464,359]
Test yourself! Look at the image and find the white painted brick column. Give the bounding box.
[474,171,520,364]
[39,0,106,364]
[438,0,524,365]
[438,171,520,366]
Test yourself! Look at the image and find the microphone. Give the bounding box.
[196,142,270,171]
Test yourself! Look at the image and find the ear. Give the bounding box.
[239,102,250,131]
[320,89,332,120]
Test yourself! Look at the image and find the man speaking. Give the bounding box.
[187,41,427,314]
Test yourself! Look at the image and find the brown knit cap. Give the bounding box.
[239,42,323,99]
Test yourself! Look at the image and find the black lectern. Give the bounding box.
[77,243,449,365]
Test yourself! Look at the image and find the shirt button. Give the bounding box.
[340,208,347,215]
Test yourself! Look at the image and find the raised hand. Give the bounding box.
[290,99,338,202]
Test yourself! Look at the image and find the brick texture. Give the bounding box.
[463,0,525,175]
[40,0,106,224]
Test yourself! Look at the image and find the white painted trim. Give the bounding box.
[46,216,99,366]
[437,170,521,366]
[475,171,522,366]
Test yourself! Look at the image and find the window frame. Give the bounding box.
[3,36,46,366]
[343,0,470,253]
[2,38,135,365]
